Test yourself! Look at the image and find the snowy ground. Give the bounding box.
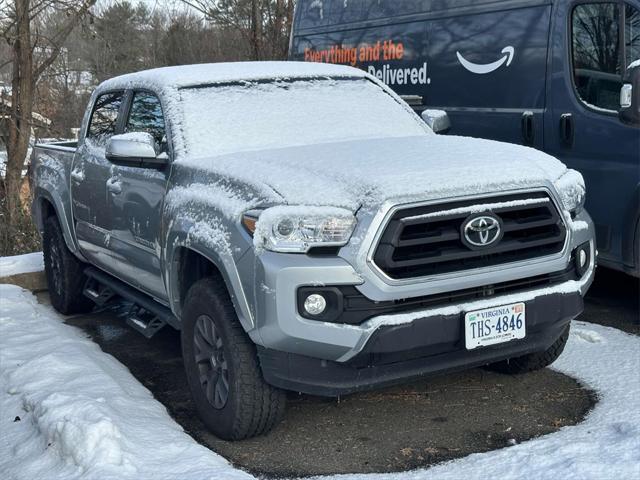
[0,252,44,277]
[1,280,639,479]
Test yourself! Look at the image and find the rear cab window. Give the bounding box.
[571,2,640,113]
[87,91,125,145]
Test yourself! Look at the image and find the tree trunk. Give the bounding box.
[250,0,262,60]
[5,0,34,226]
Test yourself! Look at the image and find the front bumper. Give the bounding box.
[258,290,581,396]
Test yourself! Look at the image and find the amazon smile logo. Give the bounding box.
[456,46,515,74]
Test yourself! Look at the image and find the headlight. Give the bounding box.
[554,170,586,215]
[246,206,357,253]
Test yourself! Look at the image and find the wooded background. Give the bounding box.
[0,0,295,255]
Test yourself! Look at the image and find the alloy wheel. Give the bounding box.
[194,314,229,409]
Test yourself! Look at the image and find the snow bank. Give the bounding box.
[0,285,251,480]
[0,252,44,277]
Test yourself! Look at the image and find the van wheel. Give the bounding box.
[181,277,286,440]
[42,216,93,315]
[486,324,570,374]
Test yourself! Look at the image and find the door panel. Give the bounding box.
[545,1,640,268]
[106,91,169,299]
[72,91,125,268]
[427,4,551,148]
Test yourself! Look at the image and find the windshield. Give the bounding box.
[177,78,429,159]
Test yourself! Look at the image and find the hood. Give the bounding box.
[176,135,570,212]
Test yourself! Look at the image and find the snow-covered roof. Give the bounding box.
[98,62,368,92]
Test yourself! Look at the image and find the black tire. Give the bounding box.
[181,277,286,440]
[42,215,94,315]
[485,325,570,374]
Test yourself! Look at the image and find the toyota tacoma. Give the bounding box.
[30,62,595,440]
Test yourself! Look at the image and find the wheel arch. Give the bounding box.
[32,188,81,257]
[166,242,256,334]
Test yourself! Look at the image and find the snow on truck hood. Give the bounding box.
[177,134,580,212]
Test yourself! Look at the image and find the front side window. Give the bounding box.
[572,3,622,112]
[571,2,640,112]
[87,91,124,145]
[125,92,167,152]
[625,4,640,67]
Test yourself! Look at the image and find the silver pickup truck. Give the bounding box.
[31,62,595,440]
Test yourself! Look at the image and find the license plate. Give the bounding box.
[465,302,526,350]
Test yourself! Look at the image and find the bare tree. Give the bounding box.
[0,0,96,230]
[180,0,295,60]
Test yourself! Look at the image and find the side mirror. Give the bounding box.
[421,109,451,134]
[619,63,640,126]
[105,132,168,169]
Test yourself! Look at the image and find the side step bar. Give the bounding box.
[83,267,180,338]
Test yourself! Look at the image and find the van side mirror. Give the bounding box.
[105,132,168,169]
[421,109,451,134]
[619,63,640,126]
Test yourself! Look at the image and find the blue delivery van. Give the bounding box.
[289,0,640,277]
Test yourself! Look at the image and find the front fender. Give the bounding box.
[164,216,255,333]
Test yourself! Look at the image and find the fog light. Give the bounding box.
[575,242,590,277]
[304,294,327,316]
[579,249,587,268]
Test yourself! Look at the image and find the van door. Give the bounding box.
[105,90,169,300]
[426,3,552,148]
[545,1,640,270]
[72,90,125,267]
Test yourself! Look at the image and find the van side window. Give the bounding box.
[625,4,640,67]
[125,92,167,153]
[572,3,622,112]
[87,91,124,145]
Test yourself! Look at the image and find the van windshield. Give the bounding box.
[177,78,428,159]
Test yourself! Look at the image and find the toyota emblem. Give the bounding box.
[461,213,503,249]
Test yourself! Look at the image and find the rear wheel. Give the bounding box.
[42,215,93,315]
[486,325,570,374]
[181,277,286,440]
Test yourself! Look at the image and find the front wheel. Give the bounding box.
[181,277,286,440]
[485,325,570,374]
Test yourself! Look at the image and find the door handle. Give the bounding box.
[106,177,122,195]
[521,111,535,146]
[560,113,574,148]
[70,168,84,183]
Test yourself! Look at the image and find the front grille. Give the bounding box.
[373,192,567,279]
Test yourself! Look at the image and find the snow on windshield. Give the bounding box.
[177,78,429,159]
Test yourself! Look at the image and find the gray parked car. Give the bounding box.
[31,62,595,440]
